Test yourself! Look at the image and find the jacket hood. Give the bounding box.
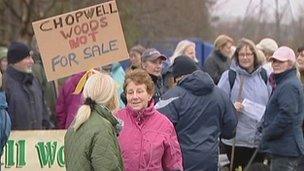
[179,70,214,96]
[230,59,263,76]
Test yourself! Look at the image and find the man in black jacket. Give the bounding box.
[156,55,237,170]
[4,42,53,130]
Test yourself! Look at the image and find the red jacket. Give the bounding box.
[117,101,183,171]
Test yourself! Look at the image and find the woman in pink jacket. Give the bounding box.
[117,69,183,171]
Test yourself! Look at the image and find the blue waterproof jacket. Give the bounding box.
[0,91,11,156]
[261,68,304,157]
[156,70,237,171]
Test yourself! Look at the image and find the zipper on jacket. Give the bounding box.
[137,114,144,170]
[137,111,143,126]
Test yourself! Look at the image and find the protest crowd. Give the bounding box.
[1,35,304,171]
[1,4,304,171]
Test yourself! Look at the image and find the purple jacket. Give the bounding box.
[56,72,84,129]
[117,101,183,171]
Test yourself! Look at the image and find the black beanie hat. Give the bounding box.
[7,42,30,64]
[172,55,199,79]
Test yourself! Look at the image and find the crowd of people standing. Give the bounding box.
[0,34,304,171]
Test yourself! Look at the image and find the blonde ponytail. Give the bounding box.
[72,104,91,130]
[70,72,119,131]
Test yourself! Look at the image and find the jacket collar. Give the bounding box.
[230,59,262,76]
[149,74,161,84]
[6,65,34,85]
[214,50,228,61]
[274,68,297,84]
[93,104,121,134]
[126,100,155,120]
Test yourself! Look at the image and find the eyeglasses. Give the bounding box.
[238,53,254,57]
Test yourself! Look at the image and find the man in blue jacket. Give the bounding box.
[156,55,238,171]
[261,46,304,171]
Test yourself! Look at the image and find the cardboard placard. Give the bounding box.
[32,1,128,81]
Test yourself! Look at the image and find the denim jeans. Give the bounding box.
[270,155,302,171]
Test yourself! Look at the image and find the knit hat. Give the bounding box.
[172,55,199,79]
[7,42,30,64]
[0,47,8,59]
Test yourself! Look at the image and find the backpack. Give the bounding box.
[228,68,268,89]
[0,109,11,156]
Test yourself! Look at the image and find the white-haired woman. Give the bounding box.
[64,72,123,171]
[171,40,198,63]
[164,40,199,89]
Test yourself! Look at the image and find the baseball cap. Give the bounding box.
[270,46,296,63]
[141,48,167,62]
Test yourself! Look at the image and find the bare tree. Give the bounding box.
[211,0,304,50]
[0,0,215,48]
[0,0,57,44]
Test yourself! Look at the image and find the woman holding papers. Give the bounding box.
[218,38,271,170]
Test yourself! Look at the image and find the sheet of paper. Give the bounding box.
[242,98,266,121]
[219,154,230,167]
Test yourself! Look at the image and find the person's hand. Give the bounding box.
[234,101,244,112]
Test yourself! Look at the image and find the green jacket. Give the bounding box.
[64,105,124,171]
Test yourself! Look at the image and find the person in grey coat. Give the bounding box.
[261,46,304,171]
[156,55,237,171]
[218,38,271,170]
[4,42,52,130]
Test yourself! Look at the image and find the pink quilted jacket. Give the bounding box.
[117,101,183,171]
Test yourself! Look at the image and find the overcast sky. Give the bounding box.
[212,0,302,23]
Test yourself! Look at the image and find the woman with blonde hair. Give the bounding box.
[164,40,199,89]
[64,72,123,171]
[171,40,198,63]
[203,34,234,84]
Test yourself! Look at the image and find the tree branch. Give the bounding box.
[3,0,22,21]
